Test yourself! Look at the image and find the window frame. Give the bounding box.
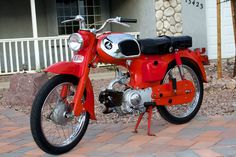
[56,0,102,35]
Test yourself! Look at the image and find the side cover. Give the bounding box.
[141,50,207,83]
[129,49,207,89]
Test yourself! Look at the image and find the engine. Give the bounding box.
[99,72,153,115]
[121,88,152,114]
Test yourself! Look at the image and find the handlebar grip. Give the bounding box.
[120,18,137,23]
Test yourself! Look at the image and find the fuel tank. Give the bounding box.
[97,33,141,64]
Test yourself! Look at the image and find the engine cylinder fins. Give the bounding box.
[99,89,123,114]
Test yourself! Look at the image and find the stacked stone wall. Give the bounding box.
[155,0,183,36]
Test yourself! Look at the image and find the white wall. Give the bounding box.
[206,1,235,59]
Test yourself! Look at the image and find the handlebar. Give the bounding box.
[120,18,137,23]
[62,15,137,34]
[94,17,137,33]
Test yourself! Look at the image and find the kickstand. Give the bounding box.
[133,112,144,133]
[133,106,156,136]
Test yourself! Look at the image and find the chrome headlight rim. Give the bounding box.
[68,33,84,52]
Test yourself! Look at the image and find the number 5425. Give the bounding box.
[185,0,204,9]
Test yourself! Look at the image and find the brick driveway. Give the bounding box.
[1,107,236,157]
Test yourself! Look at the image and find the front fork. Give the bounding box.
[73,69,90,116]
[58,66,90,117]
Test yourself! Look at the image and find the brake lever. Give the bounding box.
[61,15,85,24]
[61,19,75,24]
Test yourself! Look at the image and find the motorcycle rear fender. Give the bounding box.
[178,49,207,83]
[157,49,207,83]
[44,62,96,120]
[129,49,207,88]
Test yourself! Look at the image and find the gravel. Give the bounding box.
[1,58,236,124]
[199,58,236,117]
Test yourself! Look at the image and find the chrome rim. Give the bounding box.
[163,65,200,118]
[40,82,86,147]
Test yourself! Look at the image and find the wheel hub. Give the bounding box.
[51,101,70,126]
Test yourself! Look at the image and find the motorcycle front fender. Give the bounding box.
[44,61,96,120]
[83,78,96,120]
[44,61,84,78]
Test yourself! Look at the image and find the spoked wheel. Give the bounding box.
[157,60,203,124]
[30,75,89,155]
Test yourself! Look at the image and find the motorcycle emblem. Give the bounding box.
[104,40,113,50]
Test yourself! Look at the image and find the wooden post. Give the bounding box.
[231,0,236,77]
[217,0,222,79]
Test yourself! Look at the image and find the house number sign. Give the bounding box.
[185,0,204,9]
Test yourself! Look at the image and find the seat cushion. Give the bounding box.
[138,36,192,55]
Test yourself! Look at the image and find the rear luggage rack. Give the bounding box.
[195,48,210,65]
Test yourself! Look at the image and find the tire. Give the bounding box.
[157,60,204,124]
[30,74,90,155]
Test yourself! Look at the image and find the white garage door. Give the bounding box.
[206,1,235,59]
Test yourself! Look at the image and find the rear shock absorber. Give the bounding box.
[174,51,185,80]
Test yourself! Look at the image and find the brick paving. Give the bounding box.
[1,107,236,157]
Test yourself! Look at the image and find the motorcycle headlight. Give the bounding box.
[68,33,84,52]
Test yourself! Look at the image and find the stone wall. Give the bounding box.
[155,0,183,36]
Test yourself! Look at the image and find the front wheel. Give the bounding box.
[30,74,90,155]
[157,60,204,124]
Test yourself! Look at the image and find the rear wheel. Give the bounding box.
[157,61,203,124]
[30,75,89,155]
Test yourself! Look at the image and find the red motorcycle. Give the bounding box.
[30,15,208,154]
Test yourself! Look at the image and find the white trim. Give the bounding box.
[30,0,38,38]
[0,36,69,42]
[30,0,40,69]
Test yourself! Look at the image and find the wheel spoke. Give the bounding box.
[39,81,87,147]
[61,126,67,140]
[163,65,201,118]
